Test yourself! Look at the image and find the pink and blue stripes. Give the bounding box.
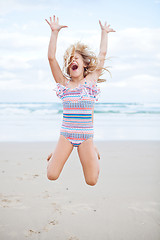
[54,78,100,147]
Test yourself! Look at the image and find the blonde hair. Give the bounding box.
[63,41,111,83]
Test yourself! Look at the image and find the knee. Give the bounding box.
[86,171,100,186]
[47,170,59,181]
[86,176,99,186]
[86,181,97,186]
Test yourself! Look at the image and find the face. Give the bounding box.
[68,52,86,79]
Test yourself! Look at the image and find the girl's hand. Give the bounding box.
[45,15,68,32]
[99,20,116,33]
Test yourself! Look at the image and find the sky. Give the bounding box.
[0,0,160,103]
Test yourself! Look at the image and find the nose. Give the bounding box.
[71,57,76,64]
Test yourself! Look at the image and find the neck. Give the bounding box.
[70,75,84,83]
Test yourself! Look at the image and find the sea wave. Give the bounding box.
[0,102,160,116]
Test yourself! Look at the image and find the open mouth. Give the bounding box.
[71,63,78,71]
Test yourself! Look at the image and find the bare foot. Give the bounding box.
[47,152,52,161]
[94,145,100,160]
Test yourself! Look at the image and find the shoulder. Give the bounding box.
[85,72,98,85]
[56,76,70,87]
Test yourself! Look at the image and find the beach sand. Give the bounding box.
[0,141,160,240]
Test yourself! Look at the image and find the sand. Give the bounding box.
[0,141,160,240]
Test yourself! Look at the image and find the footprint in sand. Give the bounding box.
[68,236,79,240]
[33,174,39,178]
[51,202,62,215]
[25,219,59,237]
[0,194,25,209]
[25,229,41,237]
[16,173,40,181]
[49,220,58,225]
[21,173,40,180]
[43,219,59,232]
[43,192,51,199]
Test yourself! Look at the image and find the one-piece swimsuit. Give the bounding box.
[53,78,101,147]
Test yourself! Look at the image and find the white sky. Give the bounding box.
[0,0,160,103]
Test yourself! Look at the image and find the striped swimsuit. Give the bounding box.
[53,78,100,147]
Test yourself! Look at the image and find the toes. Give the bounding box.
[47,153,52,161]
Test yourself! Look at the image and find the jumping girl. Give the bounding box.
[45,15,115,186]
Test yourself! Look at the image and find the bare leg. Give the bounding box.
[47,143,100,161]
[47,135,74,180]
[94,144,100,160]
[77,138,100,186]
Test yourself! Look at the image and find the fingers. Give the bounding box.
[99,19,108,28]
[109,27,116,32]
[99,19,116,33]
[45,19,50,25]
[45,15,68,32]
[61,25,68,29]
[99,20,103,28]
[45,15,59,24]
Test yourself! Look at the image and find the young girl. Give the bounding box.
[45,15,115,186]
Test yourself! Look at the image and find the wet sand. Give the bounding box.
[0,141,160,240]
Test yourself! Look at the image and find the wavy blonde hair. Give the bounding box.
[62,41,111,83]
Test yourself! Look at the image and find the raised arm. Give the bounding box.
[86,20,115,82]
[45,15,68,84]
[98,20,115,69]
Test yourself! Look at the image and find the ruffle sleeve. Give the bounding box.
[84,81,101,102]
[52,80,101,101]
[52,83,66,100]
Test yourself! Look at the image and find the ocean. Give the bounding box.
[0,102,160,142]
